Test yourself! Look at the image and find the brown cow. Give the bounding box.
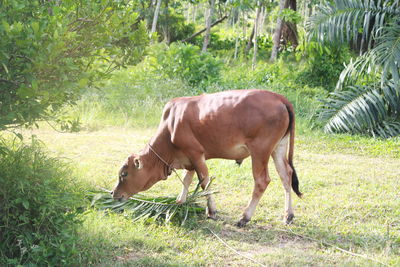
[112,89,302,226]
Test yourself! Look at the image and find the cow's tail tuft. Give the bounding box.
[285,101,302,198]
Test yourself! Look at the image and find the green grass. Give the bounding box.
[21,125,400,266]
[14,59,399,265]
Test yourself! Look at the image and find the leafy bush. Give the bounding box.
[157,9,196,43]
[0,137,85,266]
[62,62,193,129]
[191,33,236,51]
[295,42,350,90]
[0,0,148,130]
[150,43,222,87]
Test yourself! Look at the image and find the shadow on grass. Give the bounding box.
[194,213,399,266]
[116,256,187,267]
[80,203,398,266]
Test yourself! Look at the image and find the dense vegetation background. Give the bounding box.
[0,0,399,265]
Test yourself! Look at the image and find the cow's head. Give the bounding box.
[111,154,159,201]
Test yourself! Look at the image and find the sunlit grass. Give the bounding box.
[22,125,400,266]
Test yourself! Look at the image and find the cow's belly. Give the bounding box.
[204,143,250,160]
[172,142,251,170]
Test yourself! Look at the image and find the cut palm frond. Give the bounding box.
[307,0,400,50]
[317,84,400,138]
[88,183,215,225]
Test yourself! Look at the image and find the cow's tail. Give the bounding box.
[285,101,302,198]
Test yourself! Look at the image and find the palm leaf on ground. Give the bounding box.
[89,182,215,225]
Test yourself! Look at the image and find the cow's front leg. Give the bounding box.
[176,170,195,204]
[192,155,217,219]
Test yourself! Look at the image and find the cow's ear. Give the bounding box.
[134,158,143,169]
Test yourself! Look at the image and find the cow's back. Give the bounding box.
[164,90,290,160]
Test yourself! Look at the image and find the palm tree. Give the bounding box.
[308,0,400,138]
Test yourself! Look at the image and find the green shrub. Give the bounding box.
[295,42,350,90]
[150,43,222,87]
[0,0,148,130]
[0,137,85,266]
[62,61,194,129]
[157,9,195,43]
[191,33,236,51]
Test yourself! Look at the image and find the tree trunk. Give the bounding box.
[245,25,255,55]
[258,5,266,36]
[252,2,261,69]
[234,17,240,60]
[186,3,191,23]
[234,10,240,60]
[193,4,197,23]
[151,0,162,34]
[164,0,170,43]
[270,0,287,61]
[202,0,215,53]
[182,15,227,42]
[282,0,298,50]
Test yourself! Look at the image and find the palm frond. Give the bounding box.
[317,84,400,138]
[307,0,400,49]
[88,183,215,225]
[336,19,400,89]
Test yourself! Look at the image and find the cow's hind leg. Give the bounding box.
[237,152,271,227]
[176,170,195,204]
[272,135,294,224]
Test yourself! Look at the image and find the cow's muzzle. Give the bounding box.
[111,191,127,202]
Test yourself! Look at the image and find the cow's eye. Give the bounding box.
[121,172,128,177]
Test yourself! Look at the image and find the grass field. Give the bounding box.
[23,123,400,266]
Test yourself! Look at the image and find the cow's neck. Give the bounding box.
[144,131,175,182]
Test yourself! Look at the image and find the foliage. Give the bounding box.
[0,137,85,266]
[0,0,149,130]
[308,0,400,137]
[191,33,273,60]
[307,0,400,50]
[337,19,400,89]
[191,33,236,51]
[316,83,400,138]
[280,8,302,24]
[150,43,222,87]
[61,60,195,130]
[295,41,350,90]
[89,184,214,225]
[157,8,196,43]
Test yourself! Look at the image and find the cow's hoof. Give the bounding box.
[207,209,217,220]
[176,199,185,204]
[176,194,187,204]
[285,214,294,225]
[236,218,249,228]
[207,213,217,220]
